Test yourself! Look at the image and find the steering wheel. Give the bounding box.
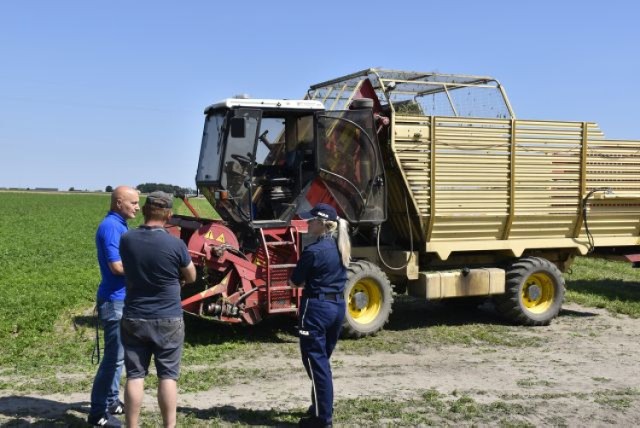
[231,153,252,166]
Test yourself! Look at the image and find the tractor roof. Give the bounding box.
[205,98,325,114]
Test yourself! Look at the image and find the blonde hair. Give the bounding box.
[324,219,351,268]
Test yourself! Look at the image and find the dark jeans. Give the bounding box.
[298,296,346,425]
[89,299,124,417]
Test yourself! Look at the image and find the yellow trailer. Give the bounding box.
[306,68,640,334]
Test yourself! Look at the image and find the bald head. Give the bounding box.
[110,186,140,220]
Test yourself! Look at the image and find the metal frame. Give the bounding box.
[308,68,515,119]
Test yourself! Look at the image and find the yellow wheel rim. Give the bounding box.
[521,272,555,314]
[348,278,383,324]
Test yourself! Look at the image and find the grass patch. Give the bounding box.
[0,192,117,374]
[338,323,542,355]
[565,257,640,317]
[333,390,532,426]
[172,196,219,219]
[516,378,555,388]
[593,388,640,410]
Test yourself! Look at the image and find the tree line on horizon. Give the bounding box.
[105,183,196,196]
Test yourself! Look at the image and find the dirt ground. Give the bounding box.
[1,301,640,426]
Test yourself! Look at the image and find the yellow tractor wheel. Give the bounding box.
[342,261,393,338]
[496,257,565,326]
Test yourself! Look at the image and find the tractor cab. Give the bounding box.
[196,98,387,228]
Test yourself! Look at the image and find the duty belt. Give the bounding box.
[303,292,344,301]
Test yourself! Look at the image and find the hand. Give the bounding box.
[288,279,303,288]
[288,280,297,288]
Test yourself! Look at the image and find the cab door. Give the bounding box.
[315,109,386,224]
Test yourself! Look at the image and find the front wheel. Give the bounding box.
[342,261,393,338]
[495,257,565,326]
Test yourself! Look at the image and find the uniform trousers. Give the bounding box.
[298,294,346,424]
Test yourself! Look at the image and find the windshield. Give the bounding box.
[196,112,225,184]
[221,109,261,218]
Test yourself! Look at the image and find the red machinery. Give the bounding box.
[167,216,308,324]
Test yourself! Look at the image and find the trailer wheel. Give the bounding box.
[342,261,393,338]
[496,257,565,326]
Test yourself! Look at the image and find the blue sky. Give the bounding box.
[1,1,638,190]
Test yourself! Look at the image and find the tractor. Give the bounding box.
[169,68,640,338]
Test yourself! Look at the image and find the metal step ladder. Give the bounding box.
[260,227,301,314]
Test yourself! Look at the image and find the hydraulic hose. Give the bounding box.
[376,191,414,270]
[581,188,612,253]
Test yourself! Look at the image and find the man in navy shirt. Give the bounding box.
[290,204,350,428]
[89,186,140,427]
[119,191,196,428]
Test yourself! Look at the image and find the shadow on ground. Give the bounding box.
[179,404,303,426]
[0,396,89,427]
[566,278,640,304]
[183,313,299,346]
[180,291,612,345]
[559,307,598,318]
[72,315,97,329]
[384,295,506,332]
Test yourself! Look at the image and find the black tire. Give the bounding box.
[495,257,565,326]
[342,260,393,338]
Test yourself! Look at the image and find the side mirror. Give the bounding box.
[230,117,246,138]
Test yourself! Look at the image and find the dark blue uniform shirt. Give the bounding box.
[291,235,347,294]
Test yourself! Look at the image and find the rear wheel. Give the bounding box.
[495,257,565,326]
[342,261,393,338]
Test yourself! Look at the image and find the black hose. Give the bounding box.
[582,188,611,253]
[376,191,414,270]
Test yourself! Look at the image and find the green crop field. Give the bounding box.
[0,191,639,425]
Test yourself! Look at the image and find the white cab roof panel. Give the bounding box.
[205,98,325,112]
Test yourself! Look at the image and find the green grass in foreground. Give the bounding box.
[127,387,640,427]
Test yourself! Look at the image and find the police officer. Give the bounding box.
[289,203,351,428]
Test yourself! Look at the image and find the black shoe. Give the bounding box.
[108,399,125,415]
[87,412,122,427]
[298,416,332,428]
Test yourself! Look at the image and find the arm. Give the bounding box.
[103,226,125,275]
[180,262,197,285]
[108,261,124,276]
[290,250,314,288]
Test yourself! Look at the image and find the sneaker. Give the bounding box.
[87,412,122,427]
[108,399,125,415]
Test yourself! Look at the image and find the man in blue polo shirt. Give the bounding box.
[89,186,140,427]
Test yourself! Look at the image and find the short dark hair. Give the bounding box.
[142,204,171,222]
